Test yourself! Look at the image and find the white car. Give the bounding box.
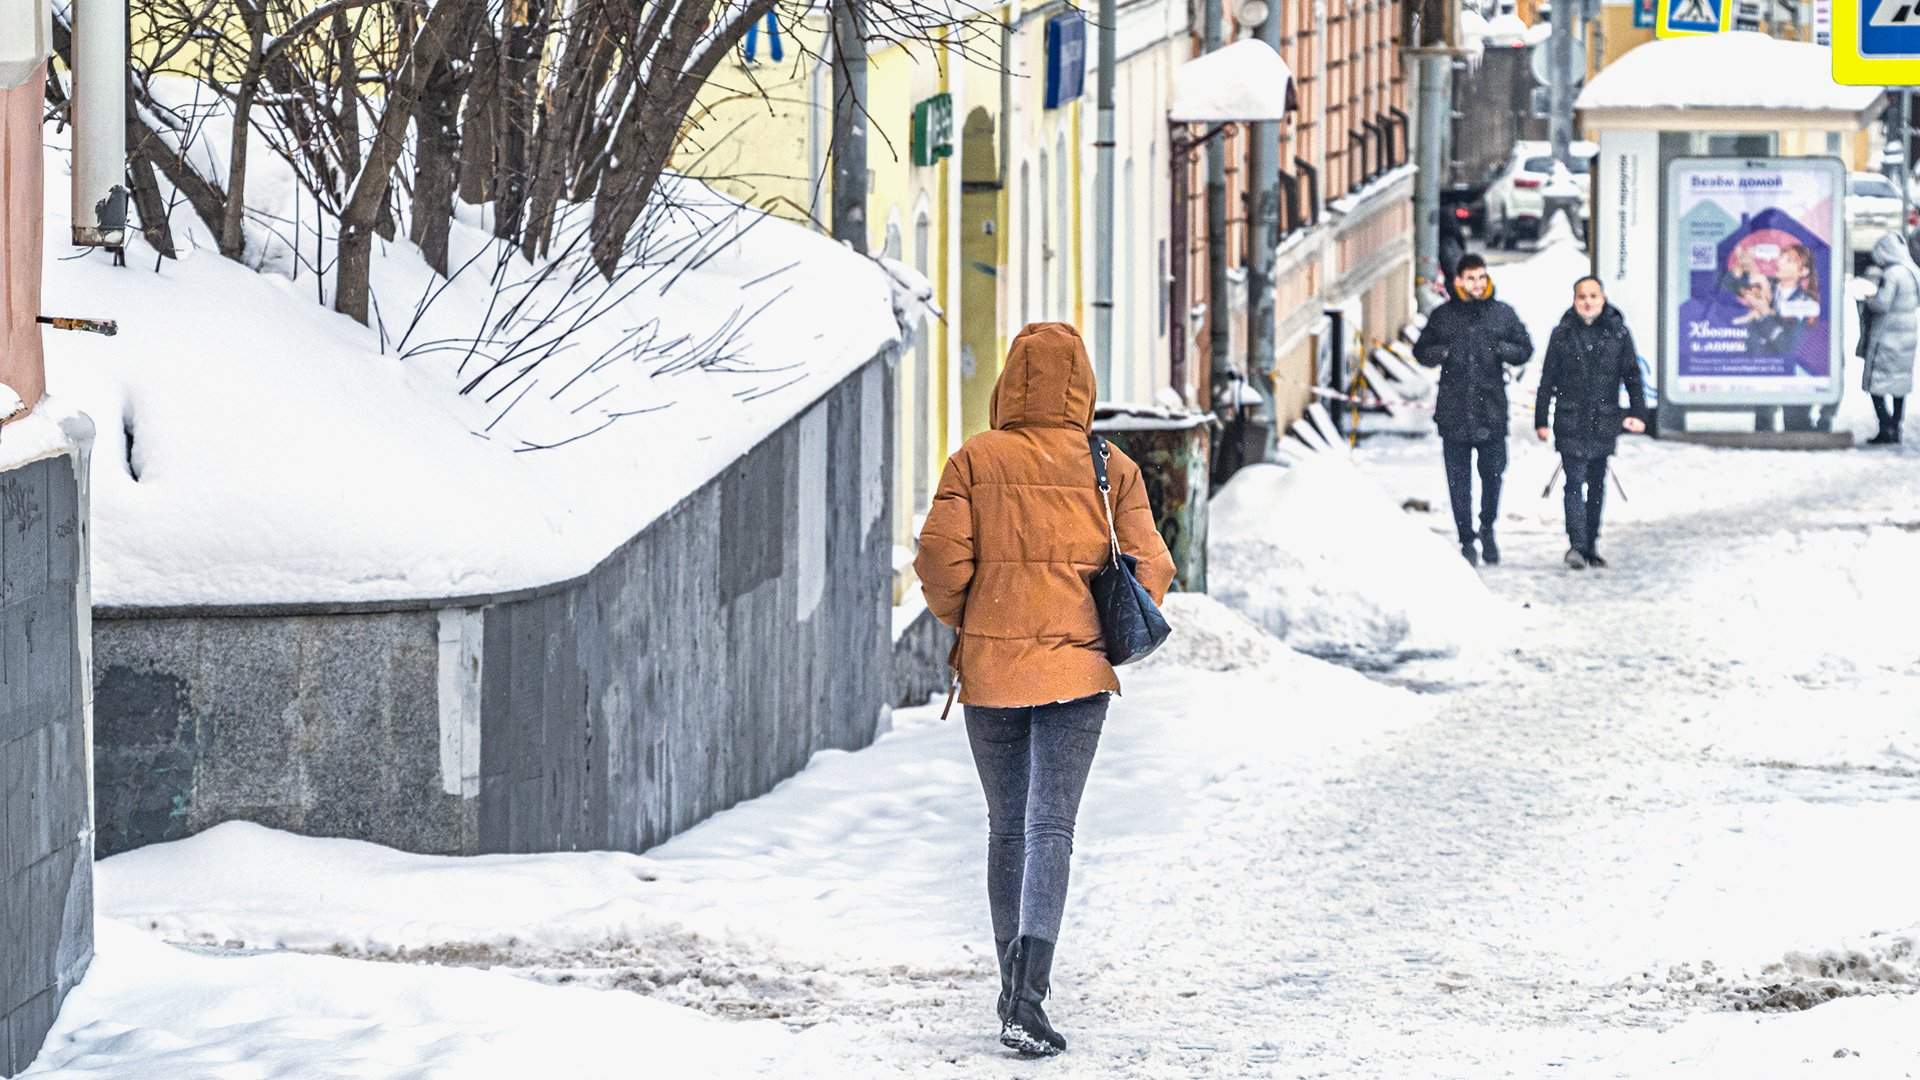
[1847,170,1908,271]
[1484,141,1593,249]
[1483,144,1553,249]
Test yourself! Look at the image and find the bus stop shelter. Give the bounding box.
[1578,32,1885,446]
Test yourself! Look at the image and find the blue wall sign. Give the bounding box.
[1045,12,1087,109]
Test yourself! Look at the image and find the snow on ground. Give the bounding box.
[27,921,824,1079]
[1209,458,1504,669]
[38,122,901,607]
[38,232,1920,1077]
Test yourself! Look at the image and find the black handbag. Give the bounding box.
[1086,434,1172,666]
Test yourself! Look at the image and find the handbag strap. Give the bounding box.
[1087,434,1123,565]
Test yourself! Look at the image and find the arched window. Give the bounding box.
[1039,152,1051,320]
[1055,131,1069,320]
[1122,157,1136,401]
[1021,161,1032,327]
[913,208,933,508]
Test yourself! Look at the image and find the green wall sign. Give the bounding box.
[912,93,954,167]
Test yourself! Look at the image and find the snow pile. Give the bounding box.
[0,395,93,472]
[1578,32,1883,114]
[98,821,680,955]
[1170,39,1293,123]
[26,920,818,1079]
[1482,12,1530,45]
[1136,592,1287,672]
[1208,459,1502,668]
[40,118,901,606]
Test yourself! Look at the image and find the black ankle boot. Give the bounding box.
[995,938,1014,1023]
[1001,936,1067,1056]
[1479,527,1501,565]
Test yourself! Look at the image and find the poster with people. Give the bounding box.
[1663,158,1845,406]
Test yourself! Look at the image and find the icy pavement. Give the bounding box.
[32,236,1920,1077]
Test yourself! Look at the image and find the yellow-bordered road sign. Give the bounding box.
[1835,0,1920,83]
[1657,0,1731,36]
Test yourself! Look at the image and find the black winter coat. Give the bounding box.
[1534,304,1648,460]
[1413,287,1534,444]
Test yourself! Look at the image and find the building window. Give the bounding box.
[1122,157,1136,400]
[1021,160,1033,327]
[1056,131,1070,320]
[1040,151,1052,320]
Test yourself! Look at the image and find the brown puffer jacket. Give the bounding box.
[914,323,1177,708]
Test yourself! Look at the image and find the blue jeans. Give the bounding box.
[1561,454,1610,554]
[964,694,1107,944]
[1443,438,1507,544]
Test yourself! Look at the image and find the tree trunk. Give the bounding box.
[457,23,500,205]
[518,10,604,260]
[219,79,257,260]
[127,143,178,259]
[334,11,362,187]
[493,9,547,241]
[410,61,462,274]
[334,0,477,323]
[588,0,776,276]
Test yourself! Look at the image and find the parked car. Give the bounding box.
[1847,170,1910,274]
[1484,141,1592,249]
[1483,144,1553,248]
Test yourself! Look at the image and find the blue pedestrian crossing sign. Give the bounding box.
[1656,0,1730,36]
[1835,0,1920,82]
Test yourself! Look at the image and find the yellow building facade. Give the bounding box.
[677,0,1192,597]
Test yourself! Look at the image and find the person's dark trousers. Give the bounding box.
[1561,453,1610,555]
[964,694,1108,949]
[1442,438,1508,545]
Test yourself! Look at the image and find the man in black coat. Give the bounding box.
[1535,276,1647,570]
[1413,253,1534,566]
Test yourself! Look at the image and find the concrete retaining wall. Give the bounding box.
[1,450,92,1078]
[92,355,895,857]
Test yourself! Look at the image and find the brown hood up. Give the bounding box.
[990,322,1097,433]
[913,321,1176,710]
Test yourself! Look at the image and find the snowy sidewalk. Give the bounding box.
[41,466,1920,1076]
[30,235,1920,1076]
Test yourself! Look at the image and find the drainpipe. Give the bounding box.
[71,0,128,249]
[1548,0,1573,166]
[1413,50,1451,313]
[1204,0,1229,405]
[831,0,868,254]
[1244,0,1282,459]
[1094,0,1117,396]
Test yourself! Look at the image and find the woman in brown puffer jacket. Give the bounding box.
[914,322,1175,1057]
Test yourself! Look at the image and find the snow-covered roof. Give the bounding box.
[1483,12,1530,43]
[1577,33,1884,116]
[1170,40,1292,124]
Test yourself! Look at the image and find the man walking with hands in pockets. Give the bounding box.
[1536,276,1647,569]
[1414,253,1534,567]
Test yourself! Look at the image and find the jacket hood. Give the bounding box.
[1451,278,1497,303]
[1873,232,1911,270]
[1559,302,1624,331]
[991,322,1097,432]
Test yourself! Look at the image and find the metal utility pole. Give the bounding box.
[1205,0,1230,400]
[1413,50,1451,313]
[1095,0,1118,395]
[1548,0,1575,165]
[831,0,869,254]
[1244,1,1284,457]
[1902,90,1914,254]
